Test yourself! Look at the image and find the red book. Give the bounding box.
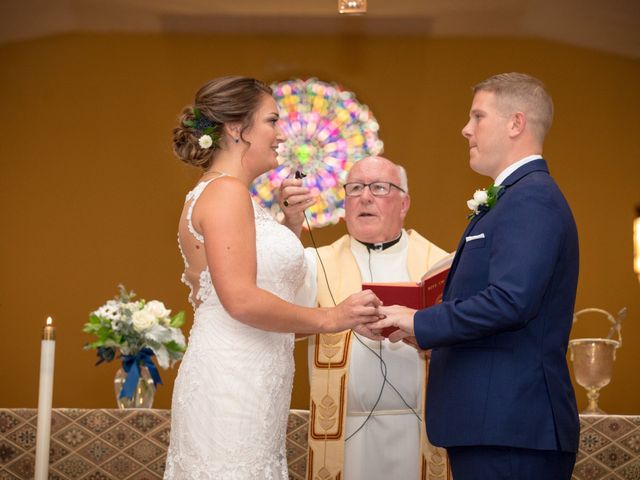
[362,252,454,337]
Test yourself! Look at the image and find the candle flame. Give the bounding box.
[46,317,53,326]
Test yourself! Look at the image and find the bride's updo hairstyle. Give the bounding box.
[173,76,272,170]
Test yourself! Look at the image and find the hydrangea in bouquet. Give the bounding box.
[83,285,187,403]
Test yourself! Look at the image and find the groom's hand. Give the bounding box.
[401,336,431,357]
[369,305,417,342]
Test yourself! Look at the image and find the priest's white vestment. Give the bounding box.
[298,230,451,480]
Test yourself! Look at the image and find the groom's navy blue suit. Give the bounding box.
[414,159,579,476]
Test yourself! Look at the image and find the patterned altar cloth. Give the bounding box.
[573,414,640,480]
[0,409,308,480]
[0,409,638,479]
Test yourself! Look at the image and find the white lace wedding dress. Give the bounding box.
[164,177,306,479]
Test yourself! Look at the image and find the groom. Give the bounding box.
[373,73,580,479]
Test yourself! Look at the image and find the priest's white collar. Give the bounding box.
[350,230,408,255]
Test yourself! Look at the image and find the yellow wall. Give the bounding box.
[1,33,638,414]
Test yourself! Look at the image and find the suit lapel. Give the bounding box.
[501,158,549,188]
[443,159,550,300]
[443,210,485,300]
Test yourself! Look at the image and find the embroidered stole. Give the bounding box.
[307,231,451,480]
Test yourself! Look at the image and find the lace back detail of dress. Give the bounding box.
[177,177,223,311]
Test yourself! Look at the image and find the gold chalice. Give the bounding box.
[569,308,625,414]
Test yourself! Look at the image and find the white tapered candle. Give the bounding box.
[34,317,55,480]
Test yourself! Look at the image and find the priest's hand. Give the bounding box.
[370,305,417,342]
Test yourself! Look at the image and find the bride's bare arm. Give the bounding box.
[193,176,379,334]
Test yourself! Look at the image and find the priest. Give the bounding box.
[281,156,451,480]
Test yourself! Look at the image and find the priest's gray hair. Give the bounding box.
[397,165,409,193]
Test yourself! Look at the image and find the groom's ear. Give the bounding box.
[508,112,526,138]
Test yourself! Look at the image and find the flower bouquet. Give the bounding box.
[83,285,187,408]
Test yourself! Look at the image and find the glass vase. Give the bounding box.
[114,365,156,409]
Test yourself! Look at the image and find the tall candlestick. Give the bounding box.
[34,317,56,480]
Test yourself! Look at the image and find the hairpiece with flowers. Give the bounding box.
[183,107,220,150]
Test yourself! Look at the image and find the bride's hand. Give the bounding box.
[327,290,382,336]
[279,177,315,236]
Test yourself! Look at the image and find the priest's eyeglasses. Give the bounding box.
[344,182,406,197]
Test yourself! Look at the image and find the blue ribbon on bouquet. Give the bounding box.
[120,347,163,399]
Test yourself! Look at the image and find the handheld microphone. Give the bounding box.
[283,170,306,207]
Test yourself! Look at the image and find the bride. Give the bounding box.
[164,76,381,479]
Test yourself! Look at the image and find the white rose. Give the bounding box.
[132,310,158,333]
[122,301,141,314]
[198,134,213,149]
[145,300,171,319]
[467,199,480,211]
[171,328,186,348]
[473,189,488,204]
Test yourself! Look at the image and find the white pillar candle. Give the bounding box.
[634,208,640,283]
[34,317,56,480]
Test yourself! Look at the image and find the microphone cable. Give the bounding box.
[301,208,422,442]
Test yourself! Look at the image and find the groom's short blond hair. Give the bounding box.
[474,72,554,142]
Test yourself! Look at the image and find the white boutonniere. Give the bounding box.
[467,185,504,219]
